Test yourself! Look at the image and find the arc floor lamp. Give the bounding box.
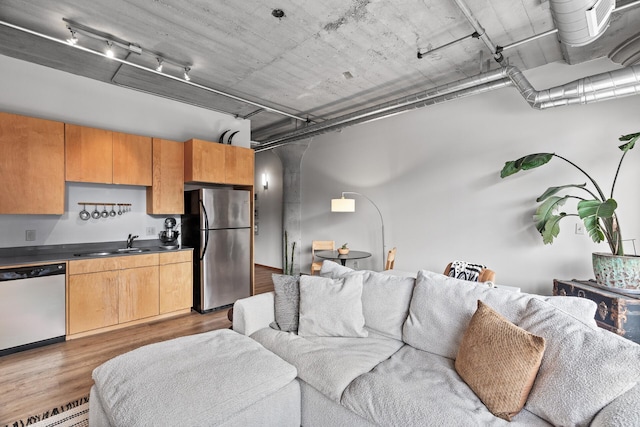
[331,191,385,270]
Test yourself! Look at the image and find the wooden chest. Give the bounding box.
[553,279,640,344]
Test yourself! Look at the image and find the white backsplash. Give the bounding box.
[0,182,178,248]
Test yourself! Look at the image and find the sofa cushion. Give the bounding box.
[341,345,550,426]
[251,327,403,402]
[403,270,534,359]
[361,270,415,340]
[402,270,597,359]
[319,260,357,278]
[520,297,640,427]
[298,275,368,338]
[271,274,300,332]
[455,300,546,421]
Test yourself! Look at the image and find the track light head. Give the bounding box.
[105,41,114,58]
[183,67,191,81]
[66,28,78,45]
[155,58,163,72]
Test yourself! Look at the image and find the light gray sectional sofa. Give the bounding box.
[233,260,640,426]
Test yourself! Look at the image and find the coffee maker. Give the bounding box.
[159,217,180,248]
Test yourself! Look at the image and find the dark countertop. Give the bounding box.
[0,240,192,268]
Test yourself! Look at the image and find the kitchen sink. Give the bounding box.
[73,248,152,257]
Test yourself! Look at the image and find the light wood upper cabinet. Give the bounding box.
[0,111,65,214]
[65,124,152,185]
[184,138,254,185]
[113,132,152,186]
[147,138,184,214]
[65,124,113,183]
[225,145,255,185]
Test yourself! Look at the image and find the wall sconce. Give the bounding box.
[262,173,269,190]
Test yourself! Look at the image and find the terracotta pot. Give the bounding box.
[338,248,349,255]
[592,252,640,293]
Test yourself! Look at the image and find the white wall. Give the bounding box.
[258,58,640,295]
[254,151,283,267]
[0,54,250,247]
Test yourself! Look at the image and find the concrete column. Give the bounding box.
[273,141,310,275]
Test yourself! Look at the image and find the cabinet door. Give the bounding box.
[147,138,184,214]
[68,271,119,335]
[65,124,113,183]
[112,132,152,186]
[225,145,255,185]
[118,266,159,323]
[0,112,65,214]
[184,139,225,183]
[159,262,193,314]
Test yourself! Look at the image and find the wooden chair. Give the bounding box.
[385,247,397,270]
[444,261,495,283]
[311,240,335,275]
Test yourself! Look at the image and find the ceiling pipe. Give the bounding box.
[254,63,640,150]
[452,0,504,63]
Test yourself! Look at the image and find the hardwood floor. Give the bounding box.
[0,264,278,426]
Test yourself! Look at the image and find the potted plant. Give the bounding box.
[500,131,640,291]
[338,243,350,255]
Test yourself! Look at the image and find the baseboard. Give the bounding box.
[255,264,283,272]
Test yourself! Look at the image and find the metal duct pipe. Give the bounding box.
[548,0,615,47]
[255,64,640,150]
[505,64,640,109]
[255,69,510,150]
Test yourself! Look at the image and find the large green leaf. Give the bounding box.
[618,132,640,151]
[541,214,565,245]
[533,196,567,233]
[536,183,586,202]
[577,199,617,244]
[500,153,554,178]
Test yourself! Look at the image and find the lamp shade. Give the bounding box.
[331,197,355,212]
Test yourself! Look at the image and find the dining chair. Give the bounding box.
[311,240,335,275]
[443,260,495,283]
[385,247,397,270]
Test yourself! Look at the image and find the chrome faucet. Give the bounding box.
[126,234,139,249]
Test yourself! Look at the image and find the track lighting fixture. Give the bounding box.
[155,58,163,72]
[105,41,114,58]
[183,67,191,81]
[66,28,78,45]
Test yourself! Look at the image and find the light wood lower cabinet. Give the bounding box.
[159,251,193,314]
[67,250,193,338]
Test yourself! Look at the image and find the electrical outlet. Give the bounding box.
[25,230,36,241]
[146,226,156,236]
[575,224,585,235]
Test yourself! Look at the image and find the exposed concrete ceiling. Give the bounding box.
[0,1,639,147]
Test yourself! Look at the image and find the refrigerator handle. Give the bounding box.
[200,199,209,262]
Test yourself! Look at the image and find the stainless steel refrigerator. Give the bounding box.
[182,188,251,313]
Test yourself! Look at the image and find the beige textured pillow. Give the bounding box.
[455,300,546,421]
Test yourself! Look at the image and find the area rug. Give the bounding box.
[3,395,89,427]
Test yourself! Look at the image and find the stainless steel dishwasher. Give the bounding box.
[0,263,66,356]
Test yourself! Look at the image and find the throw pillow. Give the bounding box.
[298,275,368,338]
[455,300,546,421]
[319,259,356,278]
[270,274,300,332]
[520,297,640,426]
[361,271,415,340]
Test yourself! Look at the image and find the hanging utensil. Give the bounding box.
[110,205,116,217]
[101,205,109,218]
[79,204,90,221]
[91,205,101,219]
[117,204,122,215]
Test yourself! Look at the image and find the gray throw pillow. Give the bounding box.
[270,274,300,332]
